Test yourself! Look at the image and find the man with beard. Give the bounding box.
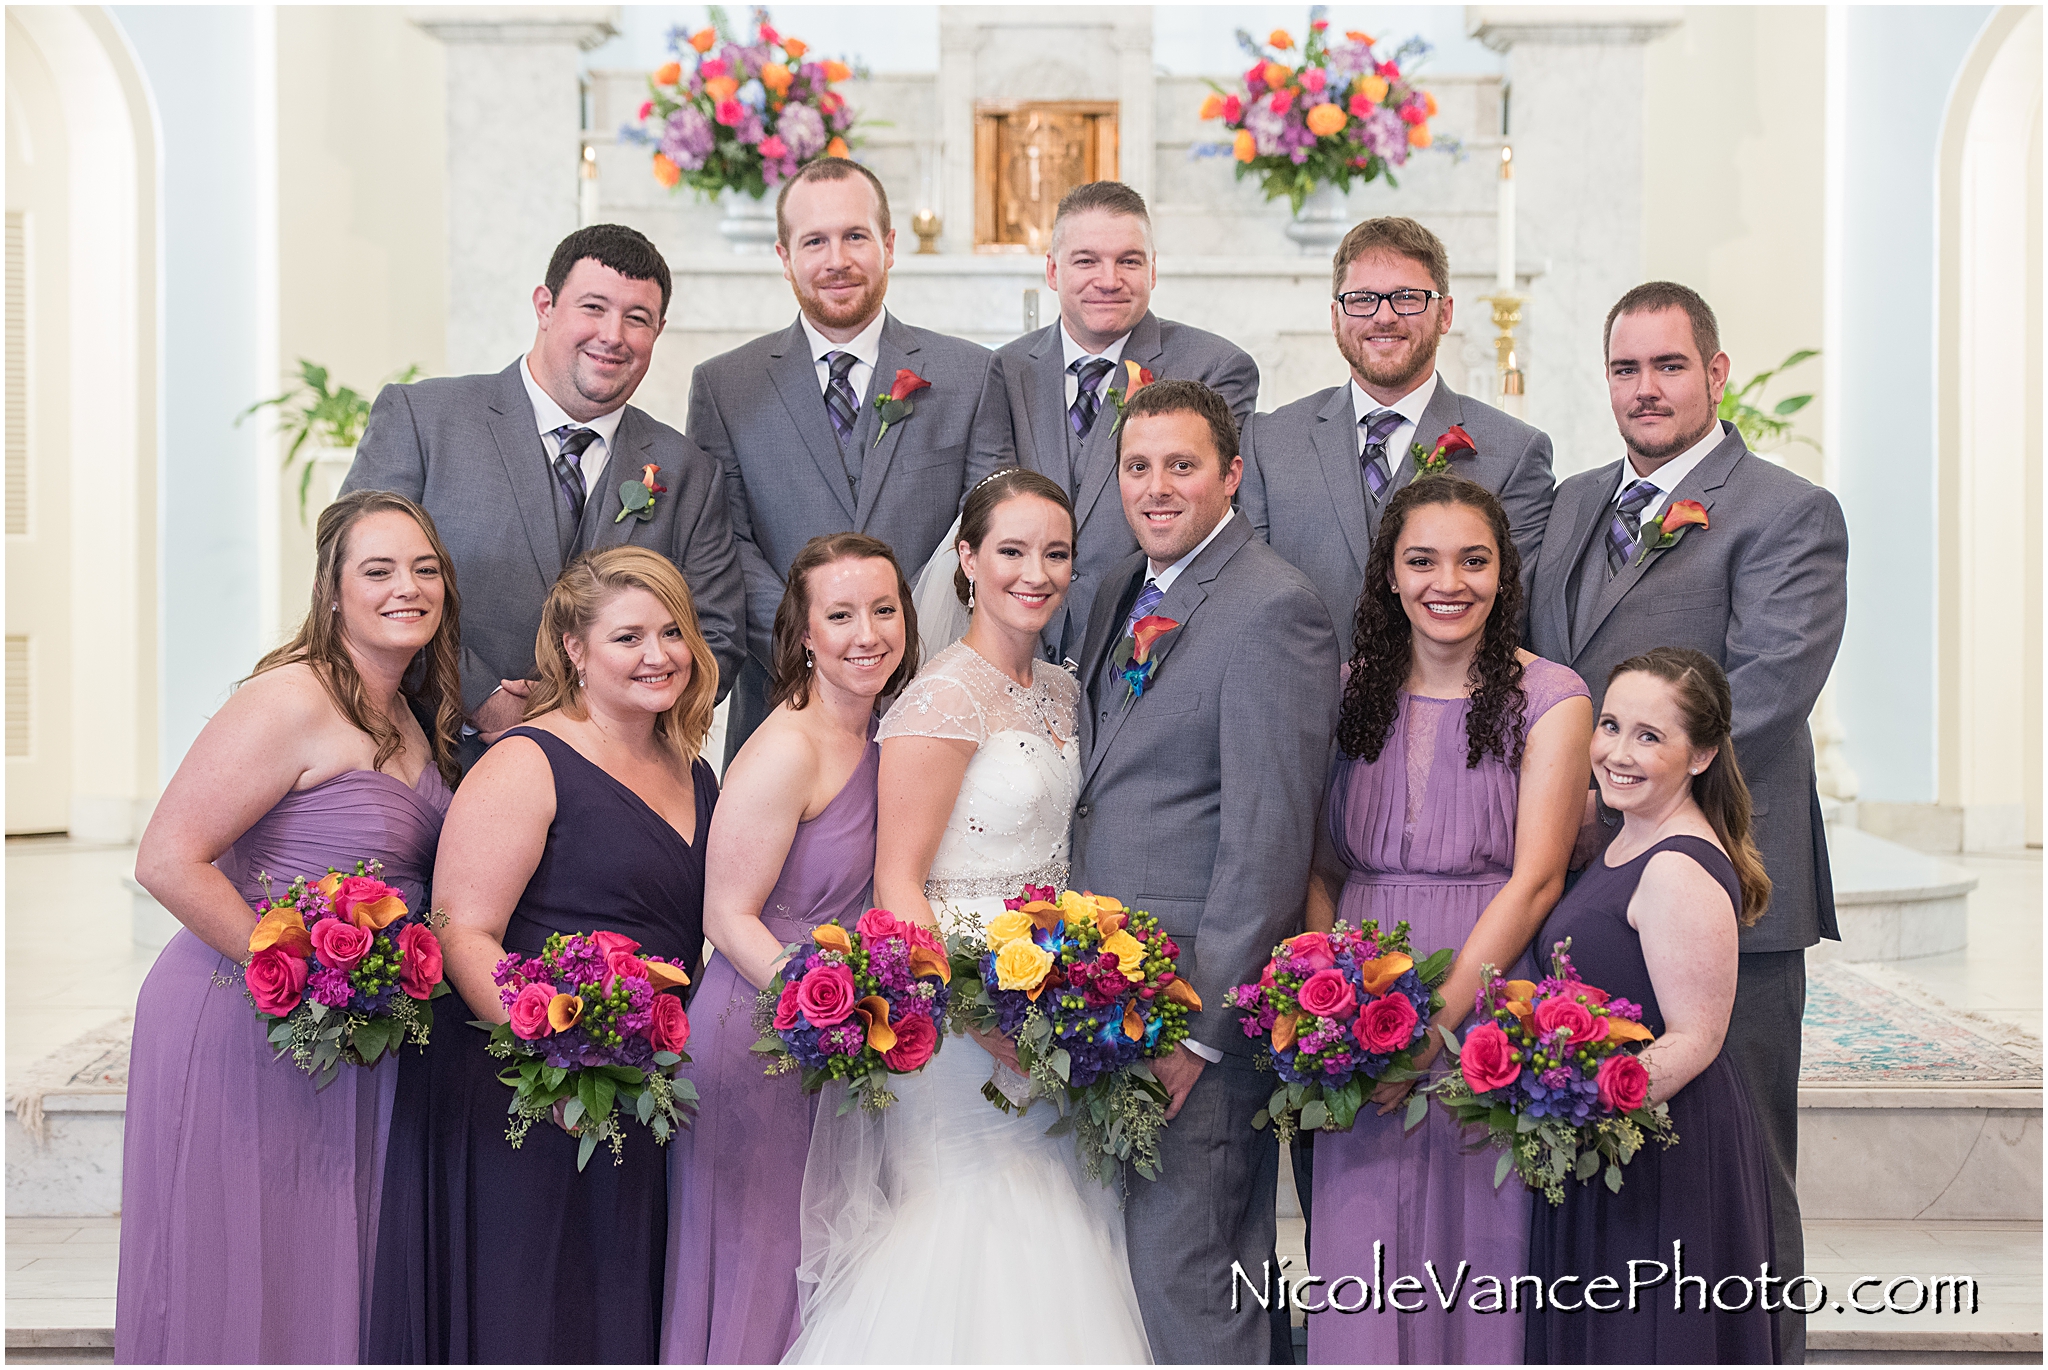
[1527,281,1847,1363]
[344,223,745,762]
[988,181,1258,660]
[693,157,1009,761]
[1238,216,1554,655]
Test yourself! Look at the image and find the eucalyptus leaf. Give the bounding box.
[1494,1151,1513,1189]
[1251,1108,1272,1131]
[1404,1093,1430,1131]
[577,1132,599,1171]
[1574,1150,1601,1180]
[1605,1163,1623,1193]
[563,1097,586,1130]
[1299,1099,1331,1131]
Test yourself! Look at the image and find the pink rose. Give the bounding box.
[772,979,804,1032]
[1354,992,1419,1053]
[509,982,557,1039]
[330,875,407,929]
[758,134,788,160]
[1301,67,1326,94]
[715,98,744,126]
[1555,981,1609,1008]
[590,930,641,958]
[397,924,443,999]
[854,907,908,944]
[246,946,308,1016]
[796,963,857,1028]
[309,917,373,972]
[904,922,946,957]
[1597,1052,1650,1113]
[1459,1022,1522,1092]
[604,948,650,992]
[1284,932,1336,972]
[881,1010,938,1072]
[1296,968,1357,1020]
[1534,996,1599,1047]
[648,993,691,1054]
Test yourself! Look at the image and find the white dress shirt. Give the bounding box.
[521,356,623,488]
[800,308,887,407]
[1613,420,1725,524]
[1348,369,1440,473]
[1060,323,1131,409]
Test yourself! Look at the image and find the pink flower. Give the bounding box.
[246,946,307,1016]
[309,917,373,972]
[1222,94,1243,122]
[1270,88,1295,115]
[604,948,650,992]
[700,57,727,80]
[1534,995,1600,1046]
[772,979,804,1031]
[796,963,858,1028]
[881,1010,938,1071]
[1284,932,1336,972]
[509,982,557,1040]
[854,907,909,944]
[397,924,443,999]
[1555,980,1610,1008]
[1301,68,1326,94]
[1376,59,1400,79]
[590,930,641,958]
[715,99,744,126]
[1354,992,1419,1052]
[637,99,653,122]
[1597,1052,1650,1112]
[757,134,788,159]
[1459,1022,1522,1092]
[904,922,946,958]
[648,993,691,1054]
[1399,99,1428,126]
[1349,93,1376,118]
[1244,61,1269,93]
[330,875,407,930]
[1296,968,1357,1020]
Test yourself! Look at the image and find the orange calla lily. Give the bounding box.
[855,995,896,1052]
[1122,360,1153,395]
[1096,908,1127,938]
[1661,499,1709,534]
[644,960,691,991]
[1272,1012,1298,1052]
[1021,899,1065,931]
[1165,978,1203,1011]
[638,462,666,494]
[312,871,344,900]
[249,906,312,958]
[547,993,584,1032]
[1130,614,1177,664]
[1123,1003,1145,1041]
[908,944,952,984]
[1358,953,1415,996]
[1500,978,1537,1025]
[813,923,853,955]
[350,894,409,931]
[1605,1018,1656,1044]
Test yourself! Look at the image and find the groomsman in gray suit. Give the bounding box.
[1238,216,1555,654]
[1070,380,1338,1365]
[694,157,1009,762]
[343,224,745,751]
[989,181,1259,660]
[1527,282,1848,1363]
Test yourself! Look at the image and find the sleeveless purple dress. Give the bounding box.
[115,765,452,1365]
[1308,656,1586,1366]
[1525,835,1779,1364]
[660,727,879,1364]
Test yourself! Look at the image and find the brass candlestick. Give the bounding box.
[912,208,943,254]
[1478,292,1526,398]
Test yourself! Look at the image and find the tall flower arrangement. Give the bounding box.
[1197,6,1447,212]
[622,6,861,199]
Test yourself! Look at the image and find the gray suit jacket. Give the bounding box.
[1070,516,1339,1056]
[990,312,1259,658]
[1238,375,1555,656]
[691,313,1010,669]
[1527,422,1849,953]
[342,362,746,713]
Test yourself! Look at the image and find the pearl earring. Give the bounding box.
[805,648,815,669]
[577,674,586,688]
[967,578,976,610]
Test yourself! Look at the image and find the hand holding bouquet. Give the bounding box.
[1427,940,1675,1204]
[1227,920,1452,1143]
[481,931,696,1171]
[948,886,1201,1182]
[240,863,448,1088]
[752,908,952,1113]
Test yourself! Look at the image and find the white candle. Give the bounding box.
[579,145,600,228]
[1496,144,1515,293]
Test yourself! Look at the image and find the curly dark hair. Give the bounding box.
[1336,475,1527,768]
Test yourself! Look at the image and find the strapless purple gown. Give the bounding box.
[115,766,451,1365]
[1309,657,1586,1366]
[660,731,879,1364]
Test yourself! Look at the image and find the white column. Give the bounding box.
[407,6,618,373]
[1112,10,1155,202]
[936,7,981,256]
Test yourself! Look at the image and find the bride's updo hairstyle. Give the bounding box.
[769,532,921,710]
[953,468,1076,607]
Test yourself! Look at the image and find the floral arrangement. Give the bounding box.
[482,931,697,1170]
[872,369,930,446]
[1197,7,1448,212]
[752,909,953,1113]
[948,887,1202,1182]
[1226,920,1452,1143]
[1426,940,1675,1205]
[1411,424,1477,479]
[240,863,448,1089]
[1113,615,1178,708]
[1633,500,1708,567]
[622,7,860,199]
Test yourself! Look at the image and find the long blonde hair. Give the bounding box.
[525,546,718,761]
[249,490,464,788]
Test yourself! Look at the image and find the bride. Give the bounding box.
[784,468,1152,1364]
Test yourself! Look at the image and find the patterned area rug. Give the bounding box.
[6,1015,132,1142]
[1802,962,2040,1086]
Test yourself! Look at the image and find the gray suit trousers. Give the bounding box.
[1726,949,1808,1363]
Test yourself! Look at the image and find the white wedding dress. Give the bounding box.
[783,642,1153,1364]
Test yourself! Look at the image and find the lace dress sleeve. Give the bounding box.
[876,662,987,745]
[1035,660,1081,744]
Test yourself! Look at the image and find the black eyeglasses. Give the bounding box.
[1335,289,1443,318]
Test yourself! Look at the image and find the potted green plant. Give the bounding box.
[1720,348,1819,456]
[239,359,422,521]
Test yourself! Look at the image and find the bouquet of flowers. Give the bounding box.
[1227,920,1452,1143]
[752,909,953,1113]
[481,931,697,1171]
[948,887,1201,1182]
[1196,6,1450,212]
[623,6,861,198]
[1427,940,1676,1204]
[240,863,448,1089]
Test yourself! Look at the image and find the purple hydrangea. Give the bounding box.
[777,102,827,160]
[660,106,716,171]
[309,966,353,1008]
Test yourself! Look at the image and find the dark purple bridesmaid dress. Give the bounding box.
[1525,834,1779,1364]
[115,765,452,1364]
[660,728,879,1364]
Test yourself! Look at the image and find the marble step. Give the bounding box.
[1797,1084,2041,1222]
[1805,1219,2040,1363]
[1817,824,1979,963]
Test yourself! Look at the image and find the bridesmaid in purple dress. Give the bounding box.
[119,491,463,1364]
[661,533,915,1364]
[1304,477,1591,1365]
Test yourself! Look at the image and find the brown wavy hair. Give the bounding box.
[769,532,921,710]
[951,468,1076,606]
[249,489,464,788]
[1337,475,1527,768]
[524,547,718,762]
[1608,647,1772,926]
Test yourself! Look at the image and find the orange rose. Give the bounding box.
[1262,61,1290,90]
[652,153,681,188]
[653,60,681,86]
[823,59,851,83]
[688,27,716,52]
[781,36,807,58]
[1346,29,1375,44]
[1423,91,1439,117]
[825,136,850,159]
[1198,92,1225,120]
[1306,103,1347,137]
[1268,28,1294,49]
[703,75,739,103]
[1233,129,1256,163]
[760,61,792,94]
[1407,123,1432,149]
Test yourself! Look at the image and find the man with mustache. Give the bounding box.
[692,157,1009,761]
[1526,281,1848,1363]
[988,181,1259,661]
[1238,216,1555,654]
[344,224,745,761]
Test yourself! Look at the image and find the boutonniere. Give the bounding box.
[1112,614,1179,710]
[873,368,931,446]
[1410,424,1478,479]
[1633,499,1708,566]
[1106,361,1156,432]
[615,463,668,523]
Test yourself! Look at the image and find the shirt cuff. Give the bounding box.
[1184,1038,1224,1064]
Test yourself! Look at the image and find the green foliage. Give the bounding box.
[237,358,423,522]
[482,1022,696,1171]
[1718,348,1819,456]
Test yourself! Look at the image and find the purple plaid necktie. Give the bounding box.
[824,351,860,447]
[549,425,598,523]
[1124,579,1164,637]
[1606,478,1663,576]
[1359,408,1403,502]
[1069,357,1116,436]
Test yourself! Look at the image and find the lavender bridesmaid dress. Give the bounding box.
[1307,657,1586,1366]
[115,766,451,1365]
[660,729,879,1364]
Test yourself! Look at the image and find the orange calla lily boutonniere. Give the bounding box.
[1410,424,1478,479]
[873,368,931,446]
[616,462,668,524]
[1107,360,1156,432]
[1113,614,1179,709]
[1633,498,1708,567]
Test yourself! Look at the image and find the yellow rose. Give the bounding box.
[1057,890,1096,927]
[993,938,1053,993]
[1100,929,1145,981]
[984,909,1034,950]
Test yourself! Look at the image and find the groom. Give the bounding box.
[1071,380,1338,1364]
